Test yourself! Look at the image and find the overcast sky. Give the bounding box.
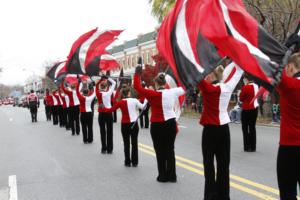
[0,0,158,85]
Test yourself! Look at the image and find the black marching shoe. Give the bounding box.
[156,176,168,183]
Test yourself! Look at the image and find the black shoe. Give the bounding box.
[101,149,107,154]
[66,128,71,130]
[168,176,177,183]
[72,133,75,136]
[124,162,131,167]
[156,176,168,183]
[107,151,113,154]
[83,141,88,144]
[132,163,138,167]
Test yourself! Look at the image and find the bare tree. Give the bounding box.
[244,0,300,42]
[42,60,58,91]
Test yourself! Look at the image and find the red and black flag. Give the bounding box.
[198,0,287,89]
[157,0,223,89]
[64,74,89,85]
[100,54,120,71]
[46,61,67,81]
[66,28,122,76]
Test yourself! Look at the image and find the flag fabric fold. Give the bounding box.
[100,54,120,71]
[157,0,223,89]
[66,28,122,76]
[46,61,67,81]
[197,0,287,89]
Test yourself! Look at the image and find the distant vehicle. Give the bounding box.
[20,96,28,108]
[9,98,14,105]
[3,100,9,105]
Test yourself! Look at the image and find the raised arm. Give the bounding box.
[133,74,157,98]
[223,64,244,92]
[61,81,72,95]
[76,83,84,101]
[106,78,116,96]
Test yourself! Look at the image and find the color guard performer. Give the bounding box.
[103,85,147,167]
[239,75,259,152]
[95,76,116,154]
[76,80,96,144]
[62,81,81,135]
[43,89,53,121]
[197,64,243,200]
[276,52,300,200]
[134,66,185,183]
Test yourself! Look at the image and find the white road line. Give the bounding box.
[8,175,18,200]
[178,125,187,129]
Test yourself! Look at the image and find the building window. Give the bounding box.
[131,56,135,67]
[127,57,130,69]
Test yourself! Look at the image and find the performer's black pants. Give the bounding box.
[45,105,51,121]
[29,105,38,122]
[139,105,149,128]
[202,124,230,200]
[241,108,258,151]
[64,107,70,130]
[98,112,113,152]
[113,111,117,123]
[121,123,139,165]
[69,106,80,135]
[80,112,93,143]
[150,118,177,181]
[52,106,58,125]
[57,105,64,127]
[277,146,300,200]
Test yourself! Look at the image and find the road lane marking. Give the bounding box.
[8,175,18,200]
[139,143,300,200]
[178,125,187,129]
[139,147,277,200]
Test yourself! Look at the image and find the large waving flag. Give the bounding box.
[66,28,122,76]
[46,61,67,81]
[198,0,287,89]
[157,0,223,89]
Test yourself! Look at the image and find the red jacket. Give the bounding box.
[44,93,54,106]
[240,83,259,110]
[104,98,146,123]
[134,74,184,122]
[277,72,300,146]
[198,65,243,125]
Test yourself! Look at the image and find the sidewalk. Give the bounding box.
[181,110,280,128]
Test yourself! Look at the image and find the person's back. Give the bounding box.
[277,72,300,145]
[276,52,300,200]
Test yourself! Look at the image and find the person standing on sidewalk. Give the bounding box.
[276,52,300,200]
[239,74,259,152]
[198,63,243,200]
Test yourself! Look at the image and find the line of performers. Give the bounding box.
[35,52,299,200]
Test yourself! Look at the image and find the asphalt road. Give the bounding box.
[0,105,298,200]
